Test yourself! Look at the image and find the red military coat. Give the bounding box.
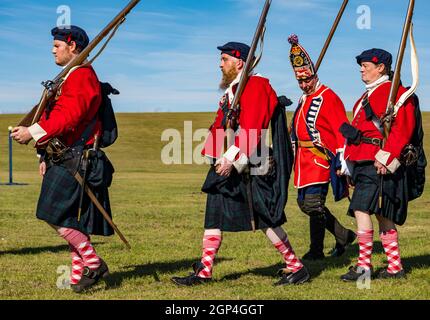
[344,79,415,173]
[291,84,349,188]
[28,65,102,147]
[202,74,279,170]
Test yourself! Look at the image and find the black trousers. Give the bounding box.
[298,183,351,254]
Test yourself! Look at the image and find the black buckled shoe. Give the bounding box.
[274,266,310,286]
[340,265,373,282]
[71,258,109,293]
[171,262,212,287]
[347,229,357,244]
[376,268,406,279]
[302,251,325,261]
[330,230,357,257]
[328,243,346,257]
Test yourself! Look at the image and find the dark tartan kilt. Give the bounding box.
[347,161,408,225]
[36,162,114,236]
[203,168,286,232]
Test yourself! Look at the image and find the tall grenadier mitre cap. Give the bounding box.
[288,34,316,80]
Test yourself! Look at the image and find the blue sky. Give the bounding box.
[0,0,429,114]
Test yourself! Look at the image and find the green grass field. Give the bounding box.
[0,112,429,300]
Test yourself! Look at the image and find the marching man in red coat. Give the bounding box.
[340,49,415,281]
[11,26,112,292]
[172,42,310,286]
[288,35,356,260]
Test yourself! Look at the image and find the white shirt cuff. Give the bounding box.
[375,149,401,173]
[375,149,390,166]
[28,123,47,142]
[224,145,240,162]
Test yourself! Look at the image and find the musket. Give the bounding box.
[225,0,272,148]
[378,0,415,210]
[18,0,141,127]
[223,0,272,233]
[310,0,350,197]
[314,0,349,72]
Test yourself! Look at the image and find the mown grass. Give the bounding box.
[0,112,429,300]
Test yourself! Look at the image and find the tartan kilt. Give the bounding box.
[203,166,286,232]
[36,160,114,236]
[347,161,408,225]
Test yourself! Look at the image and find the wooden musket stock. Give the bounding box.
[222,0,272,232]
[378,0,415,211]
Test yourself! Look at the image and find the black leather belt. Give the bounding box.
[361,136,382,147]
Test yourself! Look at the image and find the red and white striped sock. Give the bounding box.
[380,229,403,274]
[197,234,222,279]
[58,228,101,270]
[76,240,101,270]
[274,237,303,273]
[356,229,374,270]
[69,244,84,285]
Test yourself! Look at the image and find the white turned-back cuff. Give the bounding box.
[232,153,249,174]
[28,123,47,142]
[224,145,240,162]
[375,149,401,173]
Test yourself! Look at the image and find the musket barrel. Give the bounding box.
[229,0,271,111]
[384,0,415,138]
[315,0,349,72]
[224,0,271,150]
[58,0,141,82]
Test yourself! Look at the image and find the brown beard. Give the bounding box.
[219,67,238,90]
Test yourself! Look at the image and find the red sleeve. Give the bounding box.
[38,68,101,143]
[234,77,278,157]
[322,90,349,152]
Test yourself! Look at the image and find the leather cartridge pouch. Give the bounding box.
[400,144,418,166]
[45,138,83,175]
